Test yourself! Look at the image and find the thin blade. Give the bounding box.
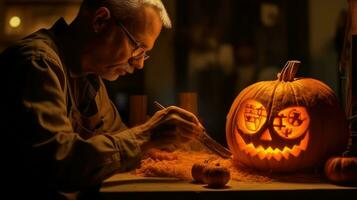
[196,131,232,159]
[153,101,232,158]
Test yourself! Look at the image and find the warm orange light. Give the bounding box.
[260,129,272,141]
[234,100,310,161]
[9,16,21,28]
[273,107,310,139]
[234,130,309,161]
[237,99,267,134]
[226,60,349,172]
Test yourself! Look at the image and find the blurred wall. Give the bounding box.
[0,0,81,51]
[144,0,176,111]
[309,0,348,93]
[0,0,6,52]
[0,0,349,125]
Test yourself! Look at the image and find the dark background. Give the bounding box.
[0,0,353,146]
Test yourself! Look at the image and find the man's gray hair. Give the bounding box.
[84,0,172,28]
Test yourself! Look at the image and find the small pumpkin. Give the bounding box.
[226,60,349,172]
[191,159,212,183]
[202,162,230,188]
[324,151,357,184]
[191,162,207,183]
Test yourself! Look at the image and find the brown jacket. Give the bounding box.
[0,18,142,199]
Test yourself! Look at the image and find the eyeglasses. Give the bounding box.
[113,17,149,61]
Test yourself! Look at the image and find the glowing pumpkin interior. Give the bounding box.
[235,99,310,161]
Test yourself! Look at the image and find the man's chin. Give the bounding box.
[101,73,120,81]
[100,63,131,81]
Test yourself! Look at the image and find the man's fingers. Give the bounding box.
[144,109,168,128]
[177,125,202,139]
[165,106,202,126]
[164,113,204,134]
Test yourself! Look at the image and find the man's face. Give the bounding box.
[83,5,163,81]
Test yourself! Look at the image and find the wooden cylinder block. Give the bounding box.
[129,95,147,127]
[178,92,198,115]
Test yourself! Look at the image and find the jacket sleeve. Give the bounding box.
[20,55,143,191]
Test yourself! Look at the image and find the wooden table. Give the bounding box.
[100,172,357,200]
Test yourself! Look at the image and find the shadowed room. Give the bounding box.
[0,0,356,199]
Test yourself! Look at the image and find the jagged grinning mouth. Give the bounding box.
[235,130,309,161]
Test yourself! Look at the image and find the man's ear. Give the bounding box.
[92,7,111,33]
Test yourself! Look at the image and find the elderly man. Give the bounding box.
[0,0,202,199]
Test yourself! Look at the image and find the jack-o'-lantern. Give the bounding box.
[226,60,349,172]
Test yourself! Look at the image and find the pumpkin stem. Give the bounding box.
[278,60,301,82]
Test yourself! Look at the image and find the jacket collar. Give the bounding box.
[49,18,85,78]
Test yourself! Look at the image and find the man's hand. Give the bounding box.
[136,106,204,151]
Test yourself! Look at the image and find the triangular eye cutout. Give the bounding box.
[273,106,310,139]
[237,99,268,135]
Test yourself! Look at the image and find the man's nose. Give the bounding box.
[136,57,145,69]
[130,57,145,69]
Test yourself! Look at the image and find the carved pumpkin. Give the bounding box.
[226,60,349,172]
[202,162,230,188]
[324,151,357,184]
